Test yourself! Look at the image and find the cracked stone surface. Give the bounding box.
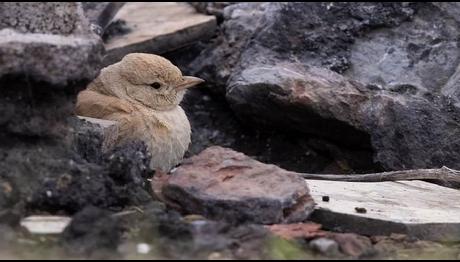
[186,2,460,171]
[158,146,315,224]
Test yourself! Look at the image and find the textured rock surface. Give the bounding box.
[267,222,375,258]
[0,2,152,218]
[187,2,460,170]
[60,206,124,258]
[0,2,90,35]
[267,223,325,240]
[227,63,460,170]
[309,237,340,256]
[123,202,271,260]
[0,2,103,86]
[82,2,125,31]
[0,3,103,136]
[180,88,361,174]
[160,146,315,224]
[308,179,460,241]
[188,2,238,24]
[12,118,153,215]
[189,2,414,94]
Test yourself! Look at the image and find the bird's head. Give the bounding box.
[98,53,204,110]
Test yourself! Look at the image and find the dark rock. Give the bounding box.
[102,19,131,42]
[226,65,372,149]
[82,2,125,31]
[0,3,152,220]
[345,3,459,96]
[0,3,103,86]
[309,237,340,256]
[188,2,238,24]
[26,162,126,214]
[187,2,460,170]
[0,32,102,86]
[0,2,91,35]
[227,64,460,170]
[60,206,124,258]
[26,118,153,214]
[131,202,269,260]
[0,3,103,137]
[329,233,375,258]
[267,223,325,240]
[187,2,267,95]
[0,77,79,137]
[189,2,414,94]
[160,146,315,224]
[180,88,335,174]
[187,220,268,259]
[72,117,107,164]
[0,225,16,249]
[1,115,153,217]
[128,201,191,248]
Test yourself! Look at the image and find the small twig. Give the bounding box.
[300,166,460,183]
[111,207,144,218]
[111,210,137,218]
[132,206,144,214]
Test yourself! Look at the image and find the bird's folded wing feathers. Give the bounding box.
[75,90,134,119]
[76,89,171,153]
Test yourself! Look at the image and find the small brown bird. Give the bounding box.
[76,53,204,172]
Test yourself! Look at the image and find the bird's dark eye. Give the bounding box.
[150,82,161,89]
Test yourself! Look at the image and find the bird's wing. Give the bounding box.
[75,90,133,119]
[77,90,170,153]
[76,89,134,151]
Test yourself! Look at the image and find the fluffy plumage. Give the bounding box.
[76,53,204,172]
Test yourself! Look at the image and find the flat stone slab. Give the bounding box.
[20,216,72,234]
[103,2,216,65]
[77,116,118,129]
[158,146,315,224]
[308,179,460,241]
[77,116,119,151]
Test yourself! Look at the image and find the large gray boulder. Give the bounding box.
[0,2,103,86]
[0,3,151,218]
[189,2,460,170]
[0,2,103,137]
[82,2,125,35]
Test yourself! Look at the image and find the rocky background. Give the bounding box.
[0,2,460,259]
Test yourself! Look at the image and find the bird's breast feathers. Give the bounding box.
[141,106,191,172]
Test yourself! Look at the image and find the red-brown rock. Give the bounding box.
[158,146,315,224]
[266,222,325,240]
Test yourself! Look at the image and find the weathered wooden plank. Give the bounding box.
[103,2,216,65]
[307,179,460,241]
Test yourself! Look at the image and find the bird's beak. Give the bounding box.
[175,76,205,91]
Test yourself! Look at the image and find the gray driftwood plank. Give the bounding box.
[307,179,460,241]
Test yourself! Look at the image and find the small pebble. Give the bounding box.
[355,207,367,213]
[309,237,339,255]
[136,243,151,254]
[322,196,330,202]
[208,252,223,260]
[183,214,206,223]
